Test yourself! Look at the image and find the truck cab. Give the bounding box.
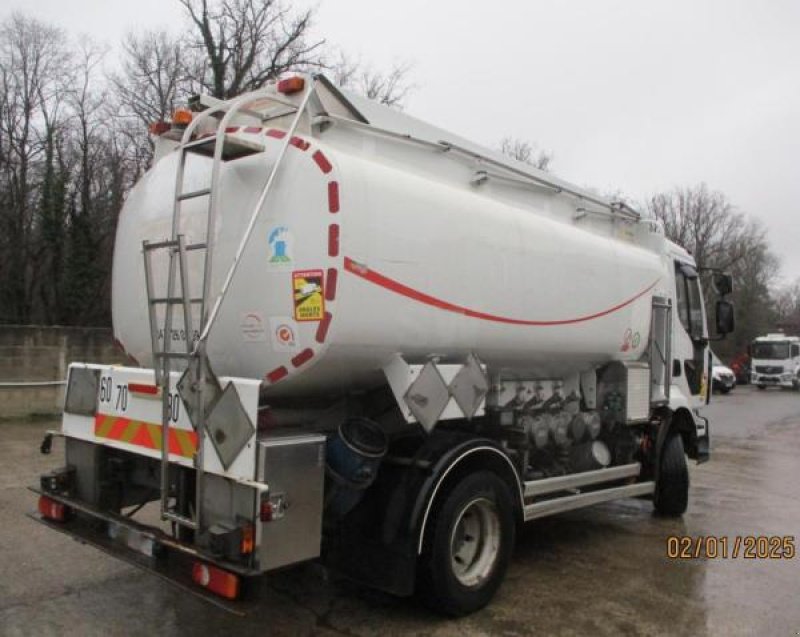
[750,334,800,390]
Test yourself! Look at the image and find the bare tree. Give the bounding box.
[500,136,552,171]
[178,0,324,99]
[111,31,186,129]
[646,183,779,359]
[0,14,70,323]
[773,279,800,323]
[329,52,413,108]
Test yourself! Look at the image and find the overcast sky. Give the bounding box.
[6,0,800,282]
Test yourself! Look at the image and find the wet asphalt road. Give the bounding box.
[1,385,798,636]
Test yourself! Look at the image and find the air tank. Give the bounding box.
[112,101,669,400]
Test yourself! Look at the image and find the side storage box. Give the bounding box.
[257,434,326,571]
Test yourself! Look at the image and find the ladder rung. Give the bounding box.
[162,510,197,530]
[144,239,179,251]
[177,188,211,201]
[143,240,206,252]
[149,297,204,305]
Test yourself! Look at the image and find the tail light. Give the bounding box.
[192,562,240,600]
[38,495,69,522]
[260,493,286,522]
[259,499,274,522]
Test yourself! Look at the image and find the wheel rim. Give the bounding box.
[449,497,500,587]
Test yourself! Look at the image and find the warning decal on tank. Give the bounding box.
[292,270,325,322]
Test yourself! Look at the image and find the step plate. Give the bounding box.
[184,134,265,161]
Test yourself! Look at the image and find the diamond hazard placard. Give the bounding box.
[292,269,325,322]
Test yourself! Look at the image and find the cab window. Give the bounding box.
[674,262,704,340]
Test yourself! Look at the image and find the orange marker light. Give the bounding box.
[172,108,193,126]
[277,76,305,95]
[240,523,255,555]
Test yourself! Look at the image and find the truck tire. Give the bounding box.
[654,433,689,516]
[417,471,515,616]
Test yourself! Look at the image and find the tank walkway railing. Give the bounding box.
[316,112,641,222]
[142,78,318,535]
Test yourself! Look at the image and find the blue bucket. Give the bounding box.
[325,418,387,517]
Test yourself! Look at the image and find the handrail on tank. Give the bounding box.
[317,112,641,222]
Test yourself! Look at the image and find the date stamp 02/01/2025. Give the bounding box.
[666,535,796,560]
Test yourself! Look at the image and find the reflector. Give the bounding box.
[192,562,240,600]
[38,495,68,522]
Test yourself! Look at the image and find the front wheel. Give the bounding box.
[654,433,689,516]
[417,471,516,616]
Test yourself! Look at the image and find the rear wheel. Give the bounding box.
[654,433,689,516]
[418,471,515,616]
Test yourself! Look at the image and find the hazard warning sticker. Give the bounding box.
[292,270,325,322]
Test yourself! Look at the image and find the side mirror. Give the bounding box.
[712,272,733,296]
[715,300,735,336]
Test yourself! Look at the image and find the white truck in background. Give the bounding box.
[31,73,734,616]
[750,334,800,390]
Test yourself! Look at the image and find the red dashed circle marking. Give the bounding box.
[328,181,339,213]
[261,130,338,382]
[325,268,338,301]
[291,348,315,368]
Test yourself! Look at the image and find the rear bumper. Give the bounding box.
[28,487,260,615]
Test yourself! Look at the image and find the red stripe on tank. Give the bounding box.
[266,129,286,139]
[343,257,659,326]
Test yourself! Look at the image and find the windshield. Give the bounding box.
[751,342,790,359]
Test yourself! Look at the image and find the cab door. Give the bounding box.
[673,261,708,400]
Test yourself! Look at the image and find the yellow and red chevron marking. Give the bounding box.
[94,414,197,459]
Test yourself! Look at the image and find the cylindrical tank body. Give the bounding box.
[113,122,667,399]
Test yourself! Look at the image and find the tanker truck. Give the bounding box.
[31,73,734,616]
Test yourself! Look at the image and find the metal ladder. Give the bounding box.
[141,81,316,534]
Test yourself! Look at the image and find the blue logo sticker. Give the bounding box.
[268,226,292,263]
